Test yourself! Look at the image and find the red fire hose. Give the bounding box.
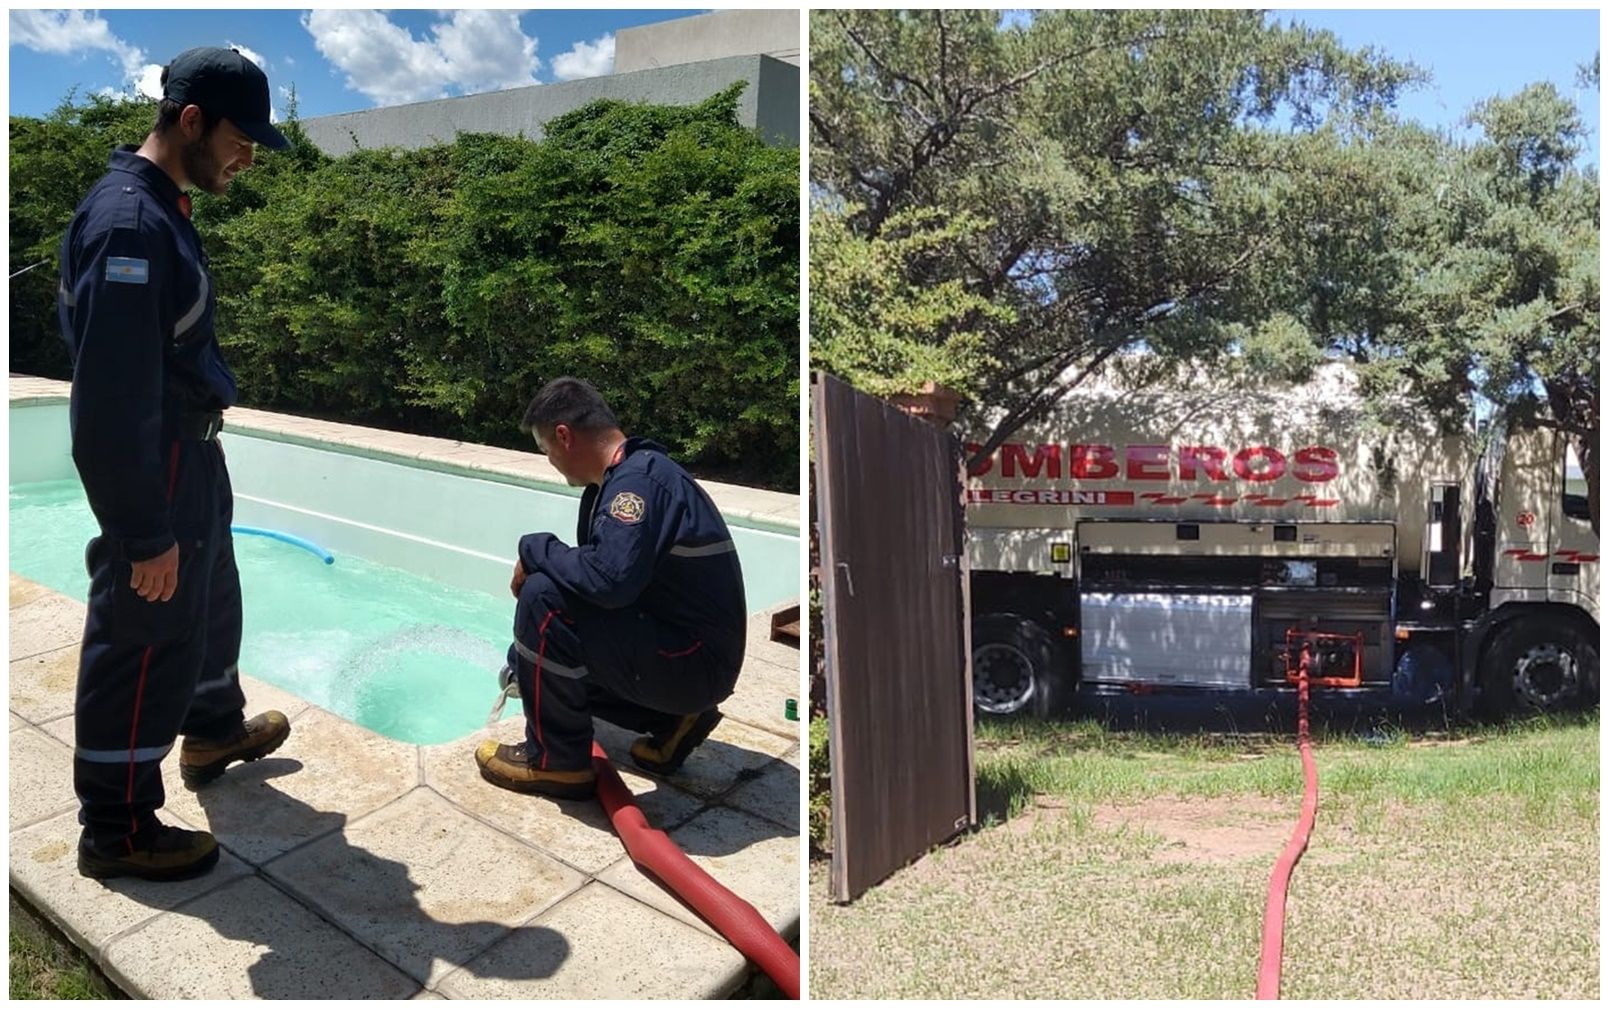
[590,741,801,999]
[1256,647,1318,999]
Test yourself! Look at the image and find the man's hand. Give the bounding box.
[510,559,528,598]
[131,544,180,602]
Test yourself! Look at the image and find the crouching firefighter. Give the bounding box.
[477,377,748,798]
[59,48,293,881]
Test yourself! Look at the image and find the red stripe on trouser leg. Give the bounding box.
[531,611,559,771]
[125,645,155,853]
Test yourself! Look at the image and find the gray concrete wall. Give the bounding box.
[615,10,800,71]
[299,54,797,156]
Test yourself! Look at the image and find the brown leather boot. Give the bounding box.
[78,823,219,881]
[629,708,722,774]
[180,711,291,787]
[474,740,595,799]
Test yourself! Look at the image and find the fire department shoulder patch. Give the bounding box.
[608,491,646,525]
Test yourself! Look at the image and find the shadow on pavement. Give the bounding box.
[107,763,570,998]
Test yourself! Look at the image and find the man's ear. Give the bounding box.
[179,104,206,140]
[553,423,574,451]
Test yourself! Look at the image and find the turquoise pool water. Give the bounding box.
[11,478,784,745]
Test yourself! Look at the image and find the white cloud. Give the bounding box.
[10,9,148,88]
[134,64,164,100]
[431,10,539,93]
[226,41,267,72]
[552,34,614,82]
[302,9,540,107]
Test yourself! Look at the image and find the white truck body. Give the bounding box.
[961,362,1597,713]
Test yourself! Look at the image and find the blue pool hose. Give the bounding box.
[231,526,335,565]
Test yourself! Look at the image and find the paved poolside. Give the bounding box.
[8,377,801,999]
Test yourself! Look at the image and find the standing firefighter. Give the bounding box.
[479,378,748,797]
[59,48,292,881]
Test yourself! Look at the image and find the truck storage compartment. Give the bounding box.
[1255,590,1392,686]
[1080,592,1253,688]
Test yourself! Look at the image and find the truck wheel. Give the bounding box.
[1477,618,1589,716]
[971,615,1071,718]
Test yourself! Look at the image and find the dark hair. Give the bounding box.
[150,67,216,137]
[520,377,620,435]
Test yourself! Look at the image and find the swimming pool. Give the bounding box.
[9,400,799,745]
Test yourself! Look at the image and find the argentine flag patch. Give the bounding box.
[105,257,149,284]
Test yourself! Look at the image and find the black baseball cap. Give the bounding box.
[162,46,289,150]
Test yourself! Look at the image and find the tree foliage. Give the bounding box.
[10,86,799,490]
[810,10,1599,523]
[811,9,1418,443]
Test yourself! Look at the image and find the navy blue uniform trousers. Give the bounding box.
[508,572,740,771]
[75,437,247,853]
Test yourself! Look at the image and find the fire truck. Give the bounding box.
[963,363,1598,717]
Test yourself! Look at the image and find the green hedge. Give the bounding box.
[10,86,799,490]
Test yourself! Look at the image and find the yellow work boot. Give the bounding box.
[474,740,596,799]
[78,823,219,882]
[630,709,722,774]
[180,711,291,787]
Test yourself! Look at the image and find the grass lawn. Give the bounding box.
[9,891,124,999]
[809,709,1599,999]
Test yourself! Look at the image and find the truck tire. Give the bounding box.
[1476,617,1591,717]
[971,614,1073,719]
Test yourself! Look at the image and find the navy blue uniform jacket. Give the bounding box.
[518,439,747,670]
[58,147,237,563]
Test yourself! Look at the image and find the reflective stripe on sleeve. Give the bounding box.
[173,271,209,337]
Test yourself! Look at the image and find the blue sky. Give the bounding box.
[1274,9,1600,166]
[990,8,1599,165]
[8,10,708,121]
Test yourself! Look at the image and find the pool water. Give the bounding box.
[11,479,754,745]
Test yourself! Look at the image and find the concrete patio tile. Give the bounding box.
[10,644,80,723]
[237,672,315,723]
[9,808,250,956]
[11,594,86,661]
[156,707,418,866]
[9,723,77,831]
[437,881,745,1000]
[11,572,52,608]
[723,746,800,832]
[596,805,800,940]
[594,712,794,801]
[266,789,585,988]
[723,647,801,738]
[11,711,25,730]
[102,875,421,1000]
[422,720,706,875]
[745,611,802,673]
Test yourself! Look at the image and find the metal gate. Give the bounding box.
[813,372,975,902]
